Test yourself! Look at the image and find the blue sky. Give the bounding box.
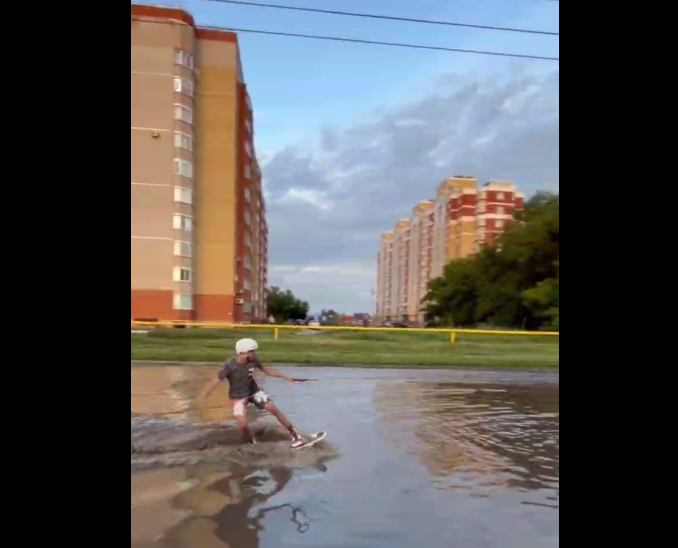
[177,0,559,153]
[138,1,559,314]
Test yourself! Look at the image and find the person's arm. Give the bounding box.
[201,365,228,403]
[259,363,297,383]
[200,379,222,402]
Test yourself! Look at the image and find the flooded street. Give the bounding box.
[131,365,559,547]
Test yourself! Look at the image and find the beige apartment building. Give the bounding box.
[375,178,525,325]
[407,202,435,320]
[375,232,394,321]
[392,220,412,321]
[131,4,268,323]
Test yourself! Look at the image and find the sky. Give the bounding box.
[145,0,560,314]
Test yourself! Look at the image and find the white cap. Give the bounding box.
[235,338,259,354]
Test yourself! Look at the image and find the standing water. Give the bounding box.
[131,365,559,547]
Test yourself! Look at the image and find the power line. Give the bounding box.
[224,27,559,60]
[197,0,560,36]
[131,18,560,61]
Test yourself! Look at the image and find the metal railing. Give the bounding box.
[130,320,559,345]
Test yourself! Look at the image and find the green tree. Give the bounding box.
[424,192,560,330]
[522,261,560,330]
[424,258,478,326]
[267,287,310,323]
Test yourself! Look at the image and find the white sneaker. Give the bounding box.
[291,438,305,449]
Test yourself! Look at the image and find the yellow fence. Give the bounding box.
[131,320,559,345]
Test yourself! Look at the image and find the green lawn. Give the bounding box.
[130,328,560,368]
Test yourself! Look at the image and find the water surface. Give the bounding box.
[131,365,559,547]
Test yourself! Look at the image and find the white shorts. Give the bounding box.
[231,390,271,417]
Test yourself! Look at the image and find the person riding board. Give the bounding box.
[201,338,305,447]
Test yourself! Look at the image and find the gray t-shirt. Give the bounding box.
[218,357,264,399]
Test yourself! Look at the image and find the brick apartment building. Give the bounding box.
[131,4,268,323]
[375,178,525,324]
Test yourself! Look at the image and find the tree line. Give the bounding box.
[424,192,560,331]
[266,286,310,323]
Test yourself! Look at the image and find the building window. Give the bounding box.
[244,164,251,179]
[173,267,193,283]
[174,241,192,257]
[496,220,505,229]
[246,94,252,110]
[478,202,486,213]
[174,50,194,70]
[173,293,193,311]
[478,218,487,227]
[174,105,193,125]
[174,132,193,151]
[174,159,193,178]
[244,280,251,291]
[245,232,252,247]
[497,192,505,201]
[245,212,251,226]
[245,119,252,134]
[174,78,194,97]
[173,214,193,232]
[174,187,193,205]
[244,255,251,269]
[244,188,252,202]
[497,206,505,216]
[245,141,252,157]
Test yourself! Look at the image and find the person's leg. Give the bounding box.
[232,398,255,443]
[250,391,302,445]
[266,403,304,447]
[265,402,302,443]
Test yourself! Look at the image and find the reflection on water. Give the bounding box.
[374,381,560,506]
[131,365,559,547]
[132,464,329,547]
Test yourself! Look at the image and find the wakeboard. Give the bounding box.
[294,431,327,449]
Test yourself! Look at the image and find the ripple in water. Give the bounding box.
[374,381,559,508]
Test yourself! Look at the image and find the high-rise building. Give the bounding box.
[375,233,394,321]
[432,176,478,277]
[392,220,411,323]
[448,179,481,262]
[408,202,435,321]
[131,4,268,323]
[476,181,525,247]
[376,178,525,325]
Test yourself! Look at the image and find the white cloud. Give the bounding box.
[263,68,560,313]
[282,188,334,211]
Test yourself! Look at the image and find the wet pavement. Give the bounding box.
[131,365,559,547]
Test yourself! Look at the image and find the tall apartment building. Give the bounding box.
[131,4,268,323]
[392,220,411,322]
[375,233,394,320]
[375,178,525,325]
[407,202,435,320]
[432,176,478,278]
[476,181,525,246]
